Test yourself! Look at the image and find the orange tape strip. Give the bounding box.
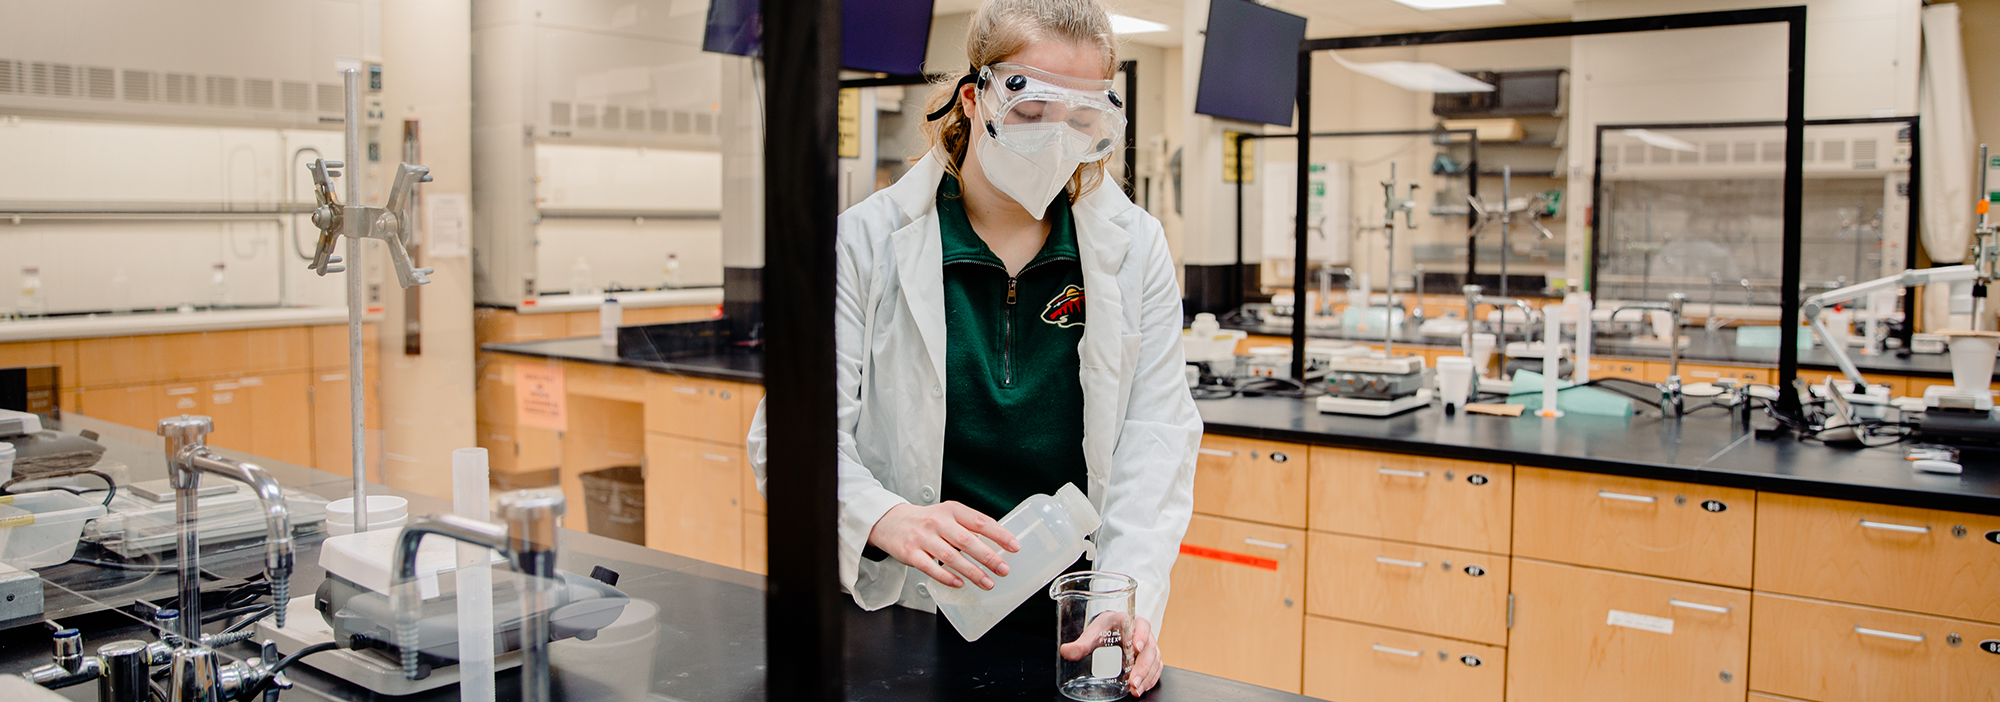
[1179,544,1279,571]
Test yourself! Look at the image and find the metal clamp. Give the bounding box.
[305,159,435,289]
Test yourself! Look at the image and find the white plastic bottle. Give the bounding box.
[663,253,682,289]
[16,266,46,318]
[209,263,230,310]
[110,268,132,314]
[599,295,622,348]
[570,256,594,296]
[921,483,1103,642]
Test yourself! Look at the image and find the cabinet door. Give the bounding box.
[200,379,254,452]
[743,512,767,575]
[644,433,744,568]
[1307,532,1508,645]
[1309,447,1511,553]
[1191,435,1307,528]
[1755,493,2000,625]
[1508,558,1751,702]
[311,370,381,477]
[1587,359,1649,382]
[244,373,314,466]
[78,384,160,430]
[1303,617,1505,702]
[1514,467,1755,588]
[1750,592,2000,702]
[1159,514,1305,693]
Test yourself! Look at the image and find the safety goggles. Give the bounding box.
[924,62,1124,162]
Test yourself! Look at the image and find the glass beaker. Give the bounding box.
[1050,571,1137,701]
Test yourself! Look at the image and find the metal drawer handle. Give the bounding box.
[1854,626,1925,643]
[674,386,701,395]
[1377,468,1429,478]
[1197,448,1235,457]
[1597,490,1657,504]
[702,453,733,462]
[1371,644,1422,658]
[1374,556,1427,569]
[1243,538,1290,550]
[1668,599,1732,614]
[1858,520,1930,534]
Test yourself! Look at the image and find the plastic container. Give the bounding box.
[0,490,109,568]
[1051,571,1137,701]
[1469,333,1497,378]
[1948,335,1999,392]
[580,465,645,545]
[921,483,1103,642]
[327,514,407,537]
[551,599,659,702]
[1436,356,1473,413]
[599,296,622,347]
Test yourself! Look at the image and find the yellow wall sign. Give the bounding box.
[838,88,862,159]
[1223,131,1254,183]
[514,363,568,432]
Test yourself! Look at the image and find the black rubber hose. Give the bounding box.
[241,641,342,699]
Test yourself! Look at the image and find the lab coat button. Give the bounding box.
[919,486,936,502]
[931,383,942,397]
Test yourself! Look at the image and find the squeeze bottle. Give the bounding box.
[921,483,1103,642]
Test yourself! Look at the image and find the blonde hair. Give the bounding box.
[919,0,1120,202]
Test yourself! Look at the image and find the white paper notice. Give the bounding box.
[427,192,470,258]
[1606,609,1674,635]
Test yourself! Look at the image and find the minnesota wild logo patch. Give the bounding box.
[1041,284,1085,328]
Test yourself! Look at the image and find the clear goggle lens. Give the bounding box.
[978,63,1126,161]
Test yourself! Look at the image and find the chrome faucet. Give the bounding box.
[1609,293,1689,417]
[392,490,566,702]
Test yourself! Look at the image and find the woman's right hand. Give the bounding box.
[868,501,1022,590]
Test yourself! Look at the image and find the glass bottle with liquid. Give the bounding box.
[571,257,595,297]
[16,266,46,318]
[663,253,682,289]
[209,263,230,310]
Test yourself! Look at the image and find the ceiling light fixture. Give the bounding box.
[1109,13,1169,34]
[1390,0,1506,10]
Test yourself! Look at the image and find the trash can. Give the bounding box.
[580,465,645,545]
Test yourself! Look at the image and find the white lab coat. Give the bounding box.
[747,151,1202,632]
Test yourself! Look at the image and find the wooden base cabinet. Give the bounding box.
[1749,593,2000,702]
[642,433,744,569]
[1755,493,2000,625]
[1158,514,1305,693]
[1508,559,1751,702]
[1303,617,1505,702]
[1306,532,1509,646]
[1514,467,1755,588]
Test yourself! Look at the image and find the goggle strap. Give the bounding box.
[924,73,982,123]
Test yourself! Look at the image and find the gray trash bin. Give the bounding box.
[579,465,645,545]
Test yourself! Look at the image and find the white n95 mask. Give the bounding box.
[977,124,1083,219]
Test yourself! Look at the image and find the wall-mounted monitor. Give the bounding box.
[704,0,936,76]
[1195,0,1308,126]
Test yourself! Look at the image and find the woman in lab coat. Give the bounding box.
[749,0,1200,695]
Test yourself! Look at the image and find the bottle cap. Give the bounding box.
[1054,483,1100,534]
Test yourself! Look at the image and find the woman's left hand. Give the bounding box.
[1058,614,1163,697]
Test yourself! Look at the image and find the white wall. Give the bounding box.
[531,142,723,291]
[0,117,350,315]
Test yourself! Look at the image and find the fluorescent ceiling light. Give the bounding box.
[1331,53,1494,93]
[1109,13,1169,34]
[1390,0,1507,9]
[1622,129,1700,152]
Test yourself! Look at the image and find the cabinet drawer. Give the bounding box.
[1192,436,1307,528]
[1587,358,1649,381]
[1303,617,1503,702]
[1677,363,1770,385]
[1514,467,1754,588]
[1306,532,1507,645]
[1308,448,1510,554]
[1755,493,2000,624]
[1750,593,2000,702]
[1160,514,1305,693]
[1509,558,1751,702]
[645,376,747,446]
[643,434,744,568]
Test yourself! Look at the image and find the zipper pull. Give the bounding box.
[1007,278,1017,305]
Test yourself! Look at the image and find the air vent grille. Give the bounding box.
[1851,139,1877,167]
[85,67,114,99]
[1760,141,1783,163]
[0,60,19,93]
[163,73,198,104]
[1821,140,1845,162]
[675,112,693,134]
[315,82,341,112]
[576,104,597,129]
[1732,142,1756,163]
[243,79,273,109]
[205,76,237,107]
[695,113,714,135]
[1704,142,1727,163]
[602,105,622,130]
[650,109,669,132]
[550,101,571,126]
[281,81,309,111]
[123,70,156,101]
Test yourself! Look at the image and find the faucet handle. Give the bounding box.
[157,415,214,442]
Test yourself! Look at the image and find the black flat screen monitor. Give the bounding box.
[704,0,936,76]
[1195,0,1307,126]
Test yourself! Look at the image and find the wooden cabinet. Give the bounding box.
[1587,358,1650,382]
[1158,514,1306,693]
[1303,617,1505,702]
[1306,532,1508,645]
[1677,363,1770,385]
[1509,558,1752,702]
[312,369,382,478]
[243,373,314,466]
[1755,493,2000,625]
[1514,467,1756,588]
[644,376,746,446]
[1191,435,1308,528]
[78,384,160,430]
[644,433,744,568]
[1308,447,1511,554]
[743,512,767,575]
[1750,593,2000,702]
